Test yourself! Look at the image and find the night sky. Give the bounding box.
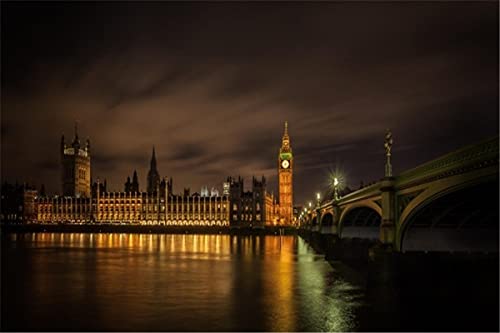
[1,2,498,204]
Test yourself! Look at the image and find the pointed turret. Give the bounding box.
[151,146,157,169]
[40,184,46,197]
[147,146,160,194]
[125,176,131,193]
[60,134,66,153]
[131,170,139,192]
[72,121,81,150]
[280,120,291,152]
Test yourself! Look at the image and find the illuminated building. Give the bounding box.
[26,123,296,228]
[223,182,230,196]
[0,182,37,222]
[61,124,91,198]
[32,131,229,226]
[201,186,209,197]
[35,190,229,226]
[228,176,279,226]
[278,121,294,225]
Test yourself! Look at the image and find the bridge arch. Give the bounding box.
[397,177,499,252]
[320,212,334,226]
[338,201,382,227]
[338,202,382,239]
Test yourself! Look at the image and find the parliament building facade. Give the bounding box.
[30,122,295,226]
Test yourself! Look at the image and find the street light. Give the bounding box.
[334,177,339,200]
[308,202,312,208]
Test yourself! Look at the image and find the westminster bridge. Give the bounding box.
[300,136,499,254]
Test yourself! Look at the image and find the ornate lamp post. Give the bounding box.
[380,128,396,247]
[384,129,393,177]
[333,177,339,201]
[315,192,322,227]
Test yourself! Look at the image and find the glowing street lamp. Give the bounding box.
[334,177,339,200]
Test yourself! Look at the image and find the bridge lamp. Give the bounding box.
[333,177,340,200]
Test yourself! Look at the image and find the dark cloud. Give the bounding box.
[1,2,498,203]
[168,143,207,162]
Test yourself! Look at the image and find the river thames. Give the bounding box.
[1,233,498,331]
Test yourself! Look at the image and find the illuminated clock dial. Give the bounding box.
[281,160,290,169]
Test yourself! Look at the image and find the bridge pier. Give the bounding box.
[380,177,396,247]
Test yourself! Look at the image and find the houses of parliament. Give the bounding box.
[23,122,295,226]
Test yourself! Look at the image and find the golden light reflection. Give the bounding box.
[8,232,359,331]
[262,236,296,332]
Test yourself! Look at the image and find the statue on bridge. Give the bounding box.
[384,129,393,177]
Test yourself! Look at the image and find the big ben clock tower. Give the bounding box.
[278,121,293,225]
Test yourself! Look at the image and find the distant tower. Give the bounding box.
[222,181,230,196]
[61,122,91,197]
[131,170,139,192]
[201,186,209,197]
[124,176,132,192]
[252,176,267,225]
[210,187,219,197]
[147,146,160,194]
[278,121,293,225]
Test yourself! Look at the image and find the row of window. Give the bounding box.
[38,204,226,211]
[78,168,87,179]
[233,203,261,211]
[232,214,262,221]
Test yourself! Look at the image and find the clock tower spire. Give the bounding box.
[278,121,293,225]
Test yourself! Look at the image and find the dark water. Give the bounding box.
[1,233,498,331]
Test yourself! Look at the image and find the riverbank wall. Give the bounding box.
[298,228,499,287]
[0,223,298,236]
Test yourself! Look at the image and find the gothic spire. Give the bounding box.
[282,121,290,142]
[72,121,81,148]
[281,120,291,152]
[150,146,157,170]
[132,170,139,192]
[61,133,65,153]
[147,146,160,194]
[74,121,79,141]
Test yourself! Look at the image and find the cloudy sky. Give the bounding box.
[1,2,498,204]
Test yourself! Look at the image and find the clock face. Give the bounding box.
[281,159,290,169]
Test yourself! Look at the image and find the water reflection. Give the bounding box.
[2,233,361,331]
